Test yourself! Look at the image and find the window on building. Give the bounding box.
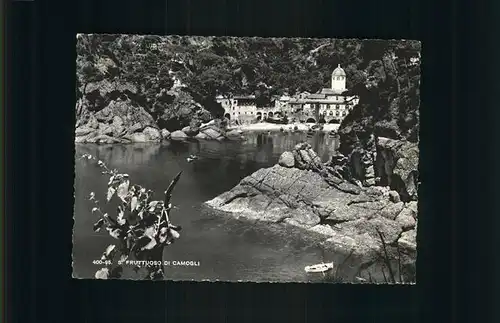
[336,111,339,116]
[336,105,340,109]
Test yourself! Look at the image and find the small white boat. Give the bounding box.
[304,262,334,273]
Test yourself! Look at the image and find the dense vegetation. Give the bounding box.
[76,35,420,136]
[338,39,421,152]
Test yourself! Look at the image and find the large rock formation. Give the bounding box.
[206,143,417,281]
[375,137,419,201]
[326,133,419,202]
[75,98,167,144]
[75,75,236,144]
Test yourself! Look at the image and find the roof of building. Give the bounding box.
[332,64,346,77]
[233,95,256,99]
[306,93,326,99]
[319,88,345,95]
[289,99,307,104]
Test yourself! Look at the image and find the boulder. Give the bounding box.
[75,126,94,137]
[161,129,171,139]
[98,123,114,136]
[226,129,244,140]
[388,190,401,203]
[200,127,223,139]
[75,135,89,143]
[365,178,376,186]
[195,132,209,140]
[128,123,143,134]
[170,130,188,140]
[112,115,124,126]
[182,126,199,136]
[406,201,418,218]
[398,229,417,251]
[86,115,99,129]
[278,151,295,168]
[379,201,405,220]
[87,134,124,144]
[111,122,125,138]
[129,132,148,143]
[395,206,417,230]
[143,126,161,142]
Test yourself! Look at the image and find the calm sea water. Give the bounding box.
[72,131,366,283]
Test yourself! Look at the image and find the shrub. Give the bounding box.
[79,153,182,280]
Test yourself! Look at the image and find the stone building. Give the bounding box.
[216,95,258,124]
[216,95,281,124]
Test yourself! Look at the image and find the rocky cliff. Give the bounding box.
[335,40,420,202]
[206,143,418,282]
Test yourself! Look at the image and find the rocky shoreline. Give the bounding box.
[75,117,338,145]
[75,113,246,144]
[205,139,418,281]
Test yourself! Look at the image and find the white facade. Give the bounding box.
[217,95,258,124]
[286,64,359,123]
[215,64,359,124]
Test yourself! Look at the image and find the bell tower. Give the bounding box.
[331,64,346,93]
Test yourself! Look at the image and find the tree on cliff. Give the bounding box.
[76,35,419,136]
[339,39,421,146]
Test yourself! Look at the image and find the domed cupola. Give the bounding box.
[332,64,346,77]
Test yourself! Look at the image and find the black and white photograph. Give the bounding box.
[73,35,421,283]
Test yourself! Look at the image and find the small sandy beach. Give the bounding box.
[229,122,340,133]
